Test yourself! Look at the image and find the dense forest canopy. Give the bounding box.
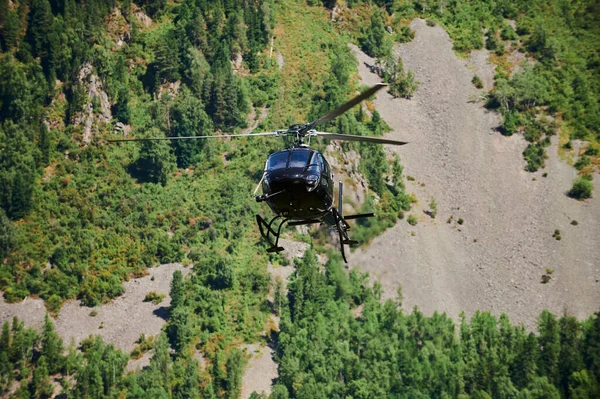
[0,0,599,397]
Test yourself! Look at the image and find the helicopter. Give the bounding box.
[109,83,407,262]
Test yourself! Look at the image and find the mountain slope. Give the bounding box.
[350,19,600,329]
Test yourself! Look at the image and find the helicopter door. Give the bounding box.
[318,154,334,197]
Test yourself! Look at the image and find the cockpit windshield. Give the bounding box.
[289,150,312,168]
[266,151,289,170]
[266,149,316,171]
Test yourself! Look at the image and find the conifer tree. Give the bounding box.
[0,209,14,260]
[170,270,185,309]
[41,314,64,375]
[132,127,176,186]
[175,359,200,399]
[31,355,54,398]
[26,0,54,57]
[225,349,245,399]
[169,87,213,168]
[360,9,391,58]
[167,306,191,354]
[538,310,561,384]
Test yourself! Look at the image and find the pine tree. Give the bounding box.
[558,315,584,394]
[175,359,200,399]
[41,314,64,374]
[360,9,391,58]
[26,0,54,57]
[170,270,184,309]
[0,0,7,28]
[167,306,191,354]
[225,349,245,399]
[1,9,20,51]
[582,313,600,388]
[132,128,176,186]
[538,310,561,384]
[31,355,54,398]
[0,321,12,389]
[513,332,539,388]
[0,209,14,260]
[169,87,213,167]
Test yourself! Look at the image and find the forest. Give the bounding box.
[0,0,599,397]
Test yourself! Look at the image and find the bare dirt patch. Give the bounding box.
[349,19,600,329]
[0,263,189,354]
[0,295,47,330]
[240,343,278,399]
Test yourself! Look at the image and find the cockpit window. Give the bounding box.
[289,150,312,168]
[266,151,289,170]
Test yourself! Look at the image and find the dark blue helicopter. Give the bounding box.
[110,83,407,262]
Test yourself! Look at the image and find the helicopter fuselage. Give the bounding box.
[258,147,334,221]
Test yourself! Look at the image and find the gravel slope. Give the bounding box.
[0,263,188,353]
[349,19,600,329]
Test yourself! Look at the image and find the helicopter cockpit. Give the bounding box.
[265,149,319,176]
[263,148,329,195]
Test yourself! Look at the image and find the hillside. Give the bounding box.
[1,0,599,398]
[350,19,600,330]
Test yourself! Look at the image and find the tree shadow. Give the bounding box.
[363,61,381,75]
[153,306,170,321]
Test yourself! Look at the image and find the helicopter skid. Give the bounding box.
[256,209,374,263]
[256,214,288,254]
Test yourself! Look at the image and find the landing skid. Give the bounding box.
[331,207,375,263]
[256,214,288,253]
[334,181,375,262]
[255,181,375,263]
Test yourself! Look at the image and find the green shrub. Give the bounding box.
[501,25,517,40]
[472,75,484,89]
[523,142,547,172]
[485,33,499,51]
[568,177,593,200]
[502,111,522,136]
[46,294,62,314]
[426,19,436,27]
[585,145,599,156]
[428,199,438,218]
[396,26,415,43]
[574,155,591,170]
[144,291,165,304]
[407,214,418,226]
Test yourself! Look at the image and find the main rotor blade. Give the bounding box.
[107,131,283,143]
[308,83,387,128]
[314,132,408,146]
